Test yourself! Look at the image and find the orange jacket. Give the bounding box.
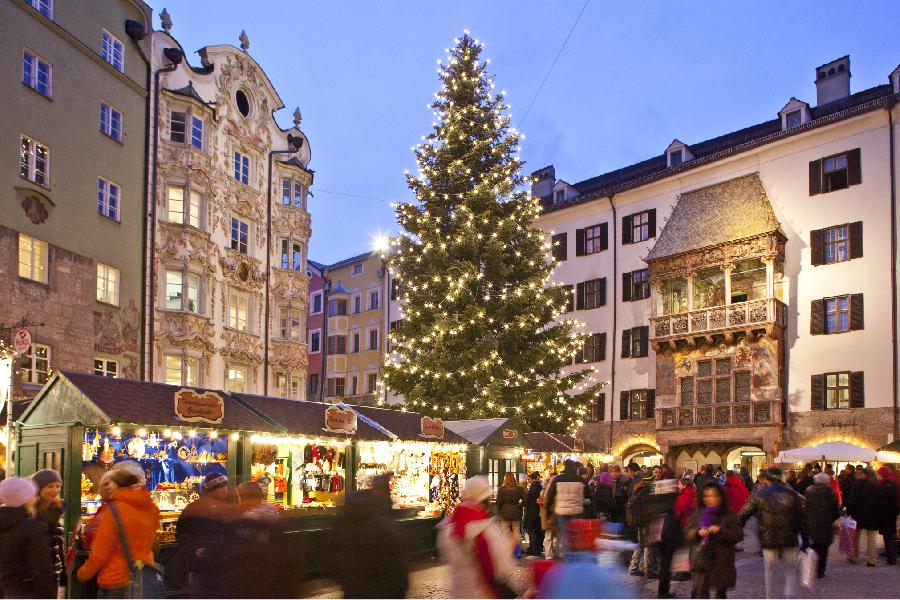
[77,486,160,589]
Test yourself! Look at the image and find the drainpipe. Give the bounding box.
[125,20,151,380]
[147,47,184,381]
[888,97,898,439]
[263,135,305,395]
[607,194,617,455]
[321,279,330,400]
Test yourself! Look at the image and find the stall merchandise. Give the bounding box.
[249,436,348,510]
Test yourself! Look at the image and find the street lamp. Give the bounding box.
[0,340,16,475]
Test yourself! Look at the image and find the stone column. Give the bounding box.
[723,265,734,306]
[764,257,775,298]
[687,273,695,312]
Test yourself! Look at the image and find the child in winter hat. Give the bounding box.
[31,469,62,492]
[0,477,38,508]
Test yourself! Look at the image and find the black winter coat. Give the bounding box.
[848,479,884,531]
[495,486,526,522]
[592,484,614,517]
[877,480,899,535]
[0,507,57,599]
[523,482,543,530]
[804,483,840,545]
[36,501,65,582]
[737,482,807,548]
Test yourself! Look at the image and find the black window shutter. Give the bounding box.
[849,221,863,259]
[646,389,656,419]
[850,371,865,408]
[576,282,585,311]
[620,391,630,420]
[566,285,574,312]
[850,294,864,330]
[600,222,609,251]
[622,272,633,302]
[810,299,824,335]
[847,148,862,186]
[621,329,631,358]
[809,159,822,196]
[599,332,607,361]
[811,374,825,410]
[810,228,824,266]
[648,209,657,239]
[640,326,649,357]
[600,278,607,306]
[597,393,606,422]
[575,228,585,257]
[622,215,633,245]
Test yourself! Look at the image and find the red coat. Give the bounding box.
[674,486,696,528]
[726,475,750,514]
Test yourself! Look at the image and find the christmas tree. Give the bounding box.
[382,33,603,433]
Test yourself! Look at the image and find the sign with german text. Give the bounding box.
[501,428,518,439]
[420,416,444,439]
[12,328,31,355]
[325,406,357,434]
[174,389,224,424]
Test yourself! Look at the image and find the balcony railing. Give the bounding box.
[651,297,786,341]
[657,399,782,429]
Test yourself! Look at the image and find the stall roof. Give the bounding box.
[348,405,468,444]
[232,394,393,441]
[0,399,32,423]
[444,418,525,446]
[19,371,274,432]
[525,432,574,453]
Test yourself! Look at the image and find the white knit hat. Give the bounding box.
[113,460,146,484]
[461,475,492,503]
[0,477,38,507]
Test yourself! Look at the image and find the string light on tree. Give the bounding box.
[380,33,602,433]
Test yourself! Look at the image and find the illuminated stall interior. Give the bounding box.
[522,432,609,476]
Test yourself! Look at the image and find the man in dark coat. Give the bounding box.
[523,472,544,555]
[804,472,841,577]
[877,467,899,565]
[737,468,806,599]
[0,477,57,599]
[846,469,884,566]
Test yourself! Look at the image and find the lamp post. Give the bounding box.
[1,340,15,475]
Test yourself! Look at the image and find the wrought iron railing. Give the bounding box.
[657,399,781,429]
[651,297,786,340]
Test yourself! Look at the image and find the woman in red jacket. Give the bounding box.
[674,475,697,529]
[725,472,750,514]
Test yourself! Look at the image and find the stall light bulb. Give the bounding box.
[210,431,218,439]
[111,426,122,436]
[231,432,240,441]
[174,432,183,440]
[164,429,172,438]
[189,430,196,437]
[138,428,147,438]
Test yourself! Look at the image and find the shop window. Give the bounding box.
[165,269,201,313]
[230,217,249,253]
[233,151,250,185]
[97,177,120,221]
[99,102,122,141]
[93,358,118,377]
[488,459,501,493]
[20,135,49,187]
[96,262,119,306]
[170,111,186,143]
[101,30,124,72]
[21,343,50,385]
[551,232,567,262]
[18,233,48,283]
[167,186,202,229]
[226,367,247,393]
[228,292,249,331]
[22,48,52,97]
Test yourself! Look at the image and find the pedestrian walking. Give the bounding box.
[592,470,615,519]
[876,467,899,565]
[646,479,680,598]
[737,468,806,599]
[804,472,841,578]
[546,459,590,556]
[523,472,544,556]
[671,475,696,582]
[436,476,522,598]
[539,473,559,559]
[626,472,656,577]
[685,481,742,599]
[76,464,160,598]
[738,467,754,495]
[724,471,749,515]
[327,472,408,599]
[846,468,883,566]
[610,465,628,523]
[495,472,525,553]
[32,468,65,597]
[0,477,57,599]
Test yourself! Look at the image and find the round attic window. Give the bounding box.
[235,89,251,117]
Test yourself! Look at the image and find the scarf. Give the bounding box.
[699,506,717,545]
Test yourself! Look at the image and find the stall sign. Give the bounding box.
[501,428,518,439]
[325,405,357,434]
[174,389,224,424]
[12,328,31,355]
[573,438,585,451]
[420,416,444,439]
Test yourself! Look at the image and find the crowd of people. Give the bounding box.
[439,459,900,599]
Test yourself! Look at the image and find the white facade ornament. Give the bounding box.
[160,8,172,33]
[239,30,250,53]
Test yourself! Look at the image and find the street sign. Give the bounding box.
[12,328,31,355]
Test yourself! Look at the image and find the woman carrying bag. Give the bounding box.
[495,473,526,555]
[685,481,742,599]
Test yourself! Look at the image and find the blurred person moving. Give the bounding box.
[845,467,882,566]
[737,468,806,599]
[437,476,521,598]
[685,481,742,599]
[804,472,840,578]
[31,469,65,595]
[177,472,236,598]
[876,466,899,565]
[495,473,525,554]
[546,460,591,556]
[523,472,544,556]
[328,472,409,598]
[539,474,560,559]
[76,464,160,599]
[0,477,56,599]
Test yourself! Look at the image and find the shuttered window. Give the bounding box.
[551,233,567,262]
[581,333,606,363]
[812,371,864,410]
[577,278,606,310]
[811,222,862,265]
[623,269,650,302]
[619,389,655,420]
[622,210,656,244]
[621,326,649,358]
[589,393,606,422]
[809,148,861,195]
[810,294,863,334]
[575,223,607,256]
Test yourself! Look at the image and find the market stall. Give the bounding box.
[444,418,526,493]
[776,440,900,469]
[350,406,467,517]
[231,393,395,514]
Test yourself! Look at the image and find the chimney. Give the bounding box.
[530,165,555,200]
[815,56,850,106]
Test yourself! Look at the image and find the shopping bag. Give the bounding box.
[838,516,857,558]
[799,548,817,591]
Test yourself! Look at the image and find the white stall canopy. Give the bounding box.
[777,441,899,463]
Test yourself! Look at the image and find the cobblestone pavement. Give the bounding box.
[306,524,900,598]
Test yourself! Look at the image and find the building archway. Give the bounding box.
[724,445,767,480]
[622,444,663,468]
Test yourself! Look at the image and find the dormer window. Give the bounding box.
[785,110,802,129]
[668,149,683,166]
[779,97,811,131]
[554,189,565,203]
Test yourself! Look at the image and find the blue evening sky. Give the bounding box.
[148,1,899,264]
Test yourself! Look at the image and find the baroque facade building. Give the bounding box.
[0,0,152,401]
[148,22,312,398]
[535,56,900,473]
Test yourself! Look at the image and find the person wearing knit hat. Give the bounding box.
[31,469,66,591]
[112,460,146,485]
[804,469,841,577]
[177,472,235,598]
[0,477,57,598]
[202,472,228,498]
[31,468,61,492]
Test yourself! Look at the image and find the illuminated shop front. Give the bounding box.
[444,418,525,493]
[522,432,609,476]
